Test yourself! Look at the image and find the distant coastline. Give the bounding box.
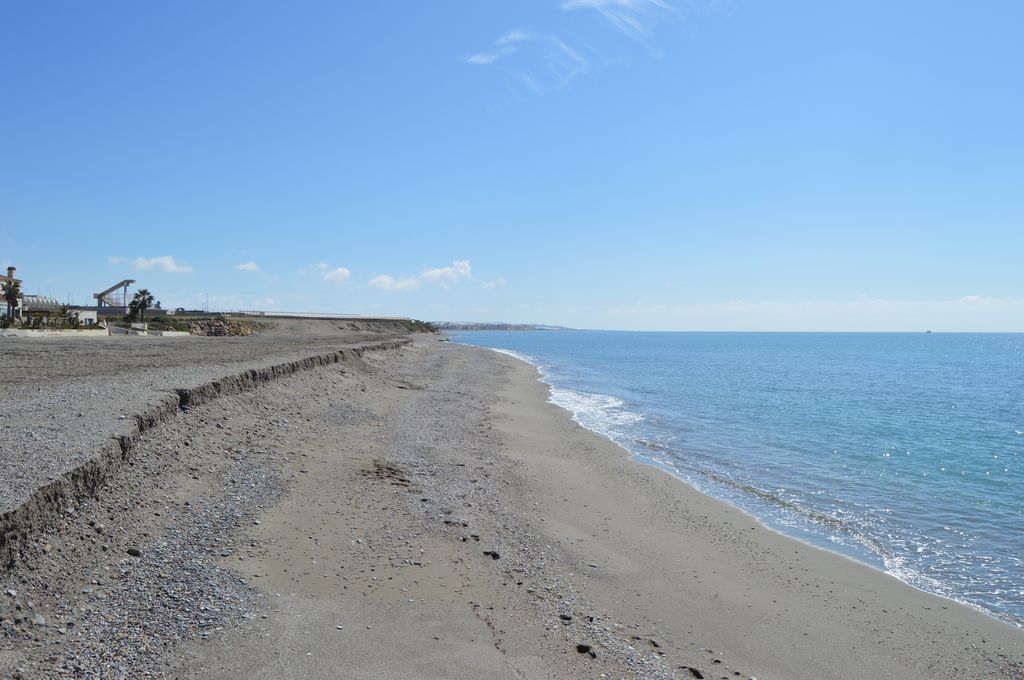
[433,321,570,331]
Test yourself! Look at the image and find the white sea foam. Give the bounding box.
[486,347,643,440]
[490,347,535,364]
[549,387,644,439]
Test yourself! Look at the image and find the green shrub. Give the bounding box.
[401,319,437,333]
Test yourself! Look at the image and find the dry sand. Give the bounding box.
[1,334,1022,679]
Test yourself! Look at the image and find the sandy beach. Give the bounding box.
[1,331,1022,679]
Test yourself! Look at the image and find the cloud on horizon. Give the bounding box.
[322,267,352,284]
[370,260,477,292]
[369,274,420,291]
[422,259,472,284]
[132,255,193,273]
[483,277,507,289]
[602,294,1024,332]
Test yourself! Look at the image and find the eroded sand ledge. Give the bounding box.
[1,336,1021,679]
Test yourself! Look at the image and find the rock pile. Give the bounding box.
[186,318,257,337]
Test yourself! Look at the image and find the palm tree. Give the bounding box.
[131,289,155,324]
[56,303,78,328]
[2,279,21,322]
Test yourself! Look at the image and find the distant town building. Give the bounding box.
[21,295,61,324]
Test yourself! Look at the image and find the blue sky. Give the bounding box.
[2,1,1022,330]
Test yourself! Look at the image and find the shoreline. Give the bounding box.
[2,336,1021,678]
[629,453,1022,629]
[483,343,1024,678]
[465,338,1024,631]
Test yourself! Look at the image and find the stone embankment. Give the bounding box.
[185,319,259,337]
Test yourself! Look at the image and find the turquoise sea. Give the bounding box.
[453,331,1024,626]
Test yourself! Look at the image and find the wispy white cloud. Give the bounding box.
[466,50,511,65]
[468,0,704,101]
[133,256,193,274]
[322,267,352,284]
[422,259,472,284]
[561,0,674,42]
[547,37,590,85]
[466,29,589,96]
[298,261,335,276]
[517,71,544,94]
[483,277,507,289]
[369,274,420,291]
[235,261,260,272]
[465,28,535,65]
[496,29,535,46]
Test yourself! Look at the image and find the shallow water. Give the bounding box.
[454,331,1024,626]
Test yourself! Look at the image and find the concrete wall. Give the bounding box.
[0,328,110,338]
[105,327,190,337]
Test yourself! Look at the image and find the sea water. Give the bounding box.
[453,331,1024,626]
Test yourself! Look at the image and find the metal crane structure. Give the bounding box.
[93,279,135,310]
